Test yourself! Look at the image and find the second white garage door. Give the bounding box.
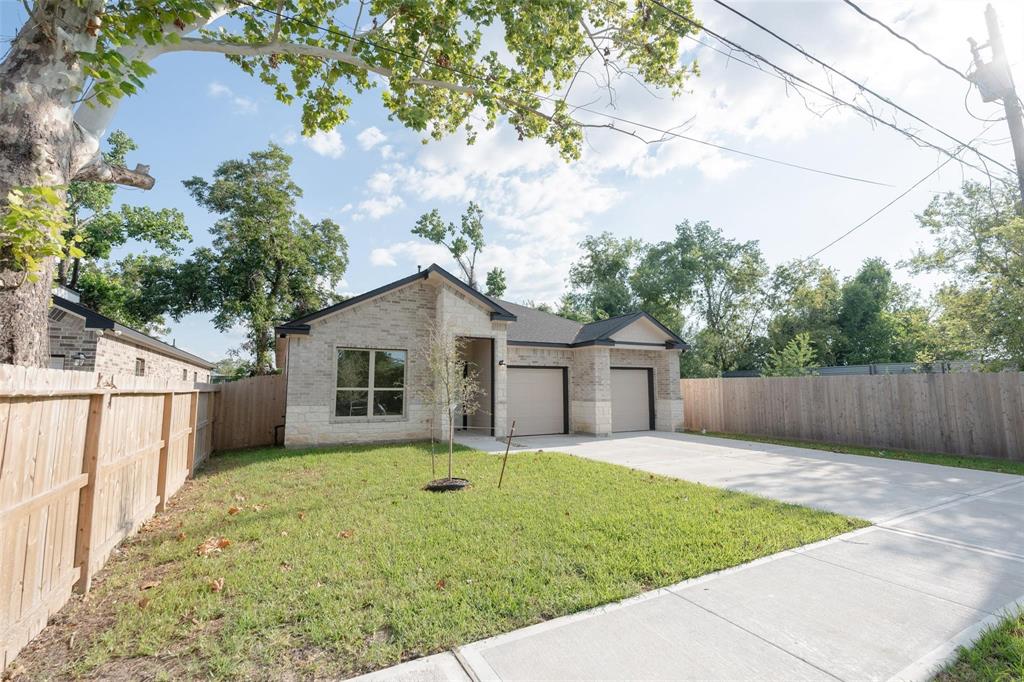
[507,367,566,436]
[611,368,652,432]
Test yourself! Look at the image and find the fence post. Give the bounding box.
[74,393,106,593]
[155,392,173,512]
[185,391,199,477]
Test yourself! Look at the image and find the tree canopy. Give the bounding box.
[181,144,349,374]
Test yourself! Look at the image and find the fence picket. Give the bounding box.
[681,373,1024,461]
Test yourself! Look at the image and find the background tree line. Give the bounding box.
[557,179,1023,377]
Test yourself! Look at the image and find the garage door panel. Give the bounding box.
[508,367,566,436]
[611,368,651,432]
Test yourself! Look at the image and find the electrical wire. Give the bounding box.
[704,0,1014,176]
[635,0,1003,179]
[803,122,1000,260]
[840,0,972,84]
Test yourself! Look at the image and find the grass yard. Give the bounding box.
[935,610,1024,681]
[689,431,1024,477]
[11,443,864,680]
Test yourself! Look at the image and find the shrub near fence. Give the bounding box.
[681,373,1024,461]
[0,366,218,671]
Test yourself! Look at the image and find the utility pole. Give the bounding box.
[968,4,1024,211]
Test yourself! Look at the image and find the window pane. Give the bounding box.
[336,390,369,417]
[337,349,370,388]
[374,350,406,388]
[373,390,404,416]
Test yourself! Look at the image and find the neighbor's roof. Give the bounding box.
[275,264,686,349]
[52,295,215,369]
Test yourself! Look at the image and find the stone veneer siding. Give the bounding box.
[283,278,508,447]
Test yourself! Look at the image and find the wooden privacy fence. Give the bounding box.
[0,366,218,671]
[681,372,1024,461]
[213,373,287,450]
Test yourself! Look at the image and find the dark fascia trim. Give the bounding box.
[571,311,688,349]
[52,295,215,369]
[276,264,516,335]
[276,324,311,336]
[507,340,573,348]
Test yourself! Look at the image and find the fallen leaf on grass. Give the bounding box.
[435,579,447,591]
[297,511,306,520]
[228,506,241,516]
[338,529,354,539]
[137,597,150,610]
[251,504,263,512]
[139,580,161,591]
[234,494,246,502]
[280,530,288,537]
[195,536,231,557]
[279,562,292,572]
[176,531,186,542]
[209,578,224,593]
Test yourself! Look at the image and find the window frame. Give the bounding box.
[134,358,145,376]
[333,346,408,421]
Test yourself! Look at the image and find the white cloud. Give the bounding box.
[357,126,387,150]
[370,248,397,267]
[207,81,258,114]
[304,129,345,158]
[355,194,404,220]
[366,171,396,195]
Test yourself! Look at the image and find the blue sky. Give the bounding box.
[4,0,1021,362]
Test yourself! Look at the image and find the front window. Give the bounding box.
[135,358,145,376]
[336,348,406,417]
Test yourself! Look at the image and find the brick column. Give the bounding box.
[570,346,612,436]
[655,349,684,431]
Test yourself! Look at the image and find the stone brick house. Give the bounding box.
[276,264,686,447]
[49,287,214,382]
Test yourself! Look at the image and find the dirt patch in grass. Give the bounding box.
[7,443,865,680]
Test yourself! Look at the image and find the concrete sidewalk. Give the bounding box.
[358,433,1024,681]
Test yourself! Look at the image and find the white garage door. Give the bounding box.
[507,367,566,436]
[611,368,651,432]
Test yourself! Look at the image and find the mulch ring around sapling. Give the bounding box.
[423,477,471,492]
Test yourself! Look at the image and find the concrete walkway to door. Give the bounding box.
[360,432,1024,681]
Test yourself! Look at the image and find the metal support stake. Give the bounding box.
[498,420,516,489]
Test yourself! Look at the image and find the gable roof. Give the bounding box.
[52,295,215,369]
[275,264,516,334]
[275,264,687,350]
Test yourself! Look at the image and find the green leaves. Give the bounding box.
[1,186,72,281]
[181,144,349,373]
[75,0,697,160]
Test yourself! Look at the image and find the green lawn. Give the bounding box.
[935,610,1024,681]
[688,431,1024,477]
[17,444,864,680]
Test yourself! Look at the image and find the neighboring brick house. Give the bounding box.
[275,264,686,447]
[48,287,214,382]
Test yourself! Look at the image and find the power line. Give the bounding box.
[840,0,970,84]
[803,122,1000,259]
[638,0,1004,179]
[804,155,954,260]
[230,0,893,187]
[704,0,1015,176]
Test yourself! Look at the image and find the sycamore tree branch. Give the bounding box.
[161,36,477,95]
[72,159,155,189]
[70,4,233,178]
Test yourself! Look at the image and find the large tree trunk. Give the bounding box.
[0,1,101,366]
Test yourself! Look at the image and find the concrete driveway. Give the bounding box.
[362,432,1024,682]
